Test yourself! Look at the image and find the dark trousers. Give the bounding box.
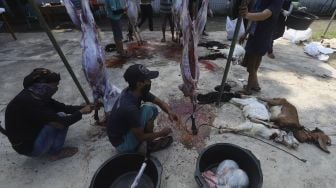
[138,4,153,31]
[269,15,286,53]
[162,13,174,32]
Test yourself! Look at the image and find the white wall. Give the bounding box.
[34,0,229,14]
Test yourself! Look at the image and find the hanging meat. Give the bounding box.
[179,0,209,134]
[125,0,143,45]
[64,0,121,123]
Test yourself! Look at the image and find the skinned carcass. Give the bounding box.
[179,0,209,134]
[126,0,143,45]
[179,0,208,98]
[64,0,121,123]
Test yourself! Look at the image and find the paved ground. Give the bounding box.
[1,15,336,188]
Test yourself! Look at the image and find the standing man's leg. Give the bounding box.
[161,13,168,42]
[127,21,134,41]
[241,53,262,94]
[267,39,275,59]
[168,13,175,41]
[111,19,127,56]
[138,4,147,28]
[148,4,154,31]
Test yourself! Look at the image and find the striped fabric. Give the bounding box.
[160,0,172,14]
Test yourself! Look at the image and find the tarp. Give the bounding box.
[300,0,336,16]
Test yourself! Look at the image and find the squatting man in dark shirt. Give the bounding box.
[107,64,180,153]
[4,68,94,161]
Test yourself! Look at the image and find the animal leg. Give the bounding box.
[258,97,285,106]
[249,118,279,129]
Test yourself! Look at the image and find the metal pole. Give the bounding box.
[322,8,336,38]
[28,0,90,104]
[216,10,244,106]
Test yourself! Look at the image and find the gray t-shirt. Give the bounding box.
[107,88,156,146]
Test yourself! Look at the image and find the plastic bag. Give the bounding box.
[283,28,312,43]
[303,42,335,62]
[226,17,245,40]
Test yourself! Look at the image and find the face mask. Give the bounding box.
[29,83,58,99]
[45,84,58,98]
[141,82,151,96]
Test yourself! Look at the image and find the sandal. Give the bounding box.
[49,147,78,161]
[243,85,261,92]
[105,43,116,52]
[148,136,173,152]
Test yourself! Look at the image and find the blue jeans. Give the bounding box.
[110,19,123,42]
[29,113,68,157]
[116,104,158,153]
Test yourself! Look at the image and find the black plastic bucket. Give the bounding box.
[90,153,162,188]
[286,10,318,30]
[195,143,263,188]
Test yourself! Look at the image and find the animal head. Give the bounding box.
[311,128,331,153]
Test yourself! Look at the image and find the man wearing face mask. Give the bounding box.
[107,64,179,153]
[4,68,94,161]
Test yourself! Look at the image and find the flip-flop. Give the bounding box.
[243,85,261,92]
[148,136,173,152]
[105,43,116,52]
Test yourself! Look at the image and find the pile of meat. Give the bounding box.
[202,160,249,188]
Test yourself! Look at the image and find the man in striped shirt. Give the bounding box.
[160,0,174,42]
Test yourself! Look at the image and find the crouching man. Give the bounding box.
[107,64,179,153]
[4,68,93,161]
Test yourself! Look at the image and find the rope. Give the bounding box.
[195,123,307,163]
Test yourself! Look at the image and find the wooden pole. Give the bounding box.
[27,0,90,104]
[216,0,246,106]
[322,8,336,38]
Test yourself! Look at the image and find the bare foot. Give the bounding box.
[49,147,78,161]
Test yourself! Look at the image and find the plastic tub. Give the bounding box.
[195,143,263,188]
[90,153,162,188]
[286,10,318,30]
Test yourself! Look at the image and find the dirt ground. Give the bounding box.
[0,18,336,188]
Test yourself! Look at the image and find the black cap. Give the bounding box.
[124,64,159,83]
[23,68,61,89]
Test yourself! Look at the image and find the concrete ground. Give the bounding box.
[1,18,336,188]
